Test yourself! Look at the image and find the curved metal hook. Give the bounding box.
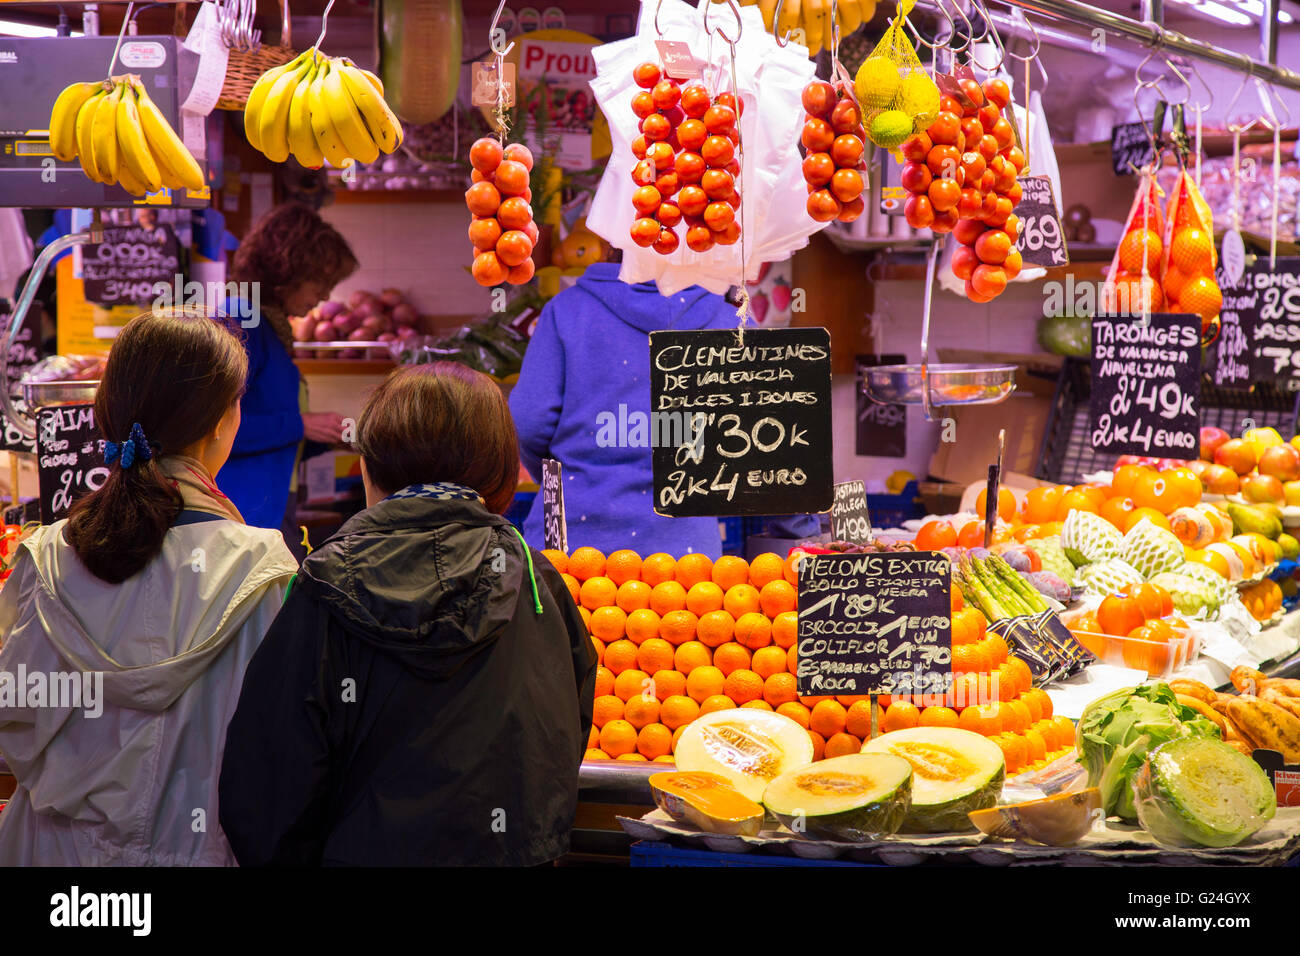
[490,0,516,55]
[1226,66,1260,133]
[965,0,993,45]
[1156,58,1191,106]
[1000,7,1041,62]
[772,0,792,46]
[1256,76,1292,130]
[654,0,667,37]
[1187,58,1213,113]
[943,0,973,55]
[703,0,744,46]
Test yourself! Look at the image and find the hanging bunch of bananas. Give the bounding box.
[742,0,878,56]
[243,48,402,168]
[48,74,205,195]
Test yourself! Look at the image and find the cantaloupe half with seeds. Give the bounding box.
[674,708,814,802]
[861,726,1005,832]
[649,771,766,836]
[968,787,1102,846]
[763,753,913,841]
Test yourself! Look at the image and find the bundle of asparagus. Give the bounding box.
[955,553,1052,622]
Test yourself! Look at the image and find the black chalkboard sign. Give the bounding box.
[1212,259,1254,388]
[0,306,42,452]
[649,327,834,517]
[1239,257,1300,384]
[1089,313,1201,457]
[855,354,906,458]
[796,551,952,697]
[1111,122,1155,176]
[541,457,568,552]
[1013,175,1068,268]
[36,404,108,524]
[82,223,181,307]
[830,480,872,544]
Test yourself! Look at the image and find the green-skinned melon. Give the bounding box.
[860,727,1005,832]
[1061,510,1122,566]
[762,754,913,841]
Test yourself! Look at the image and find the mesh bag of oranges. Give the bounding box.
[852,0,940,150]
[1101,172,1166,318]
[1161,170,1222,341]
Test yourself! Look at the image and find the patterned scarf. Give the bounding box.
[384,481,484,504]
[160,455,245,523]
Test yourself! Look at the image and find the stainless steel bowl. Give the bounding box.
[20,379,100,407]
[862,363,1017,407]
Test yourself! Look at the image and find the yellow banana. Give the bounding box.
[258,57,313,163]
[821,1,836,50]
[287,62,325,168]
[337,59,402,154]
[49,81,100,162]
[131,77,205,191]
[836,0,863,36]
[804,0,826,55]
[355,65,384,96]
[858,0,877,24]
[778,0,802,39]
[116,82,162,193]
[306,61,354,169]
[757,0,778,31]
[321,59,379,165]
[115,159,149,197]
[244,48,313,154]
[91,82,123,185]
[75,89,106,181]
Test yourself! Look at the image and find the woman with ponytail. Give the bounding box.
[0,306,297,865]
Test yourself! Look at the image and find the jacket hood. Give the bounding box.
[573,262,731,333]
[297,495,530,679]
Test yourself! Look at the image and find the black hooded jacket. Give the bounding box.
[217,494,596,866]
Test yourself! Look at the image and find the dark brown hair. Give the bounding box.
[65,307,248,583]
[229,203,357,312]
[356,363,519,514]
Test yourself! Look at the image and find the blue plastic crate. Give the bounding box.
[866,480,924,531]
[630,841,881,867]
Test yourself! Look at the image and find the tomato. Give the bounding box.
[959,78,985,108]
[673,150,706,184]
[701,168,735,200]
[801,152,835,187]
[801,118,835,153]
[801,80,836,118]
[471,250,509,287]
[900,132,932,162]
[641,113,672,142]
[983,78,1011,109]
[677,118,707,152]
[646,141,675,170]
[904,194,934,229]
[927,177,960,212]
[830,97,862,134]
[991,116,1016,149]
[680,84,711,118]
[914,519,958,550]
[633,61,662,89]
[1097,594,1144,637]
[900,162,933,195]
[830,134,864,168]
[926,145,962,178]
[469,137,504,173]
[1125,582,1175,620]
[956,520,986,549]
[970,264,1007,299]
[654,170,679,198]
[701,134,734,168]
[951,244,980,280]
[652,227,679,255]
[685,223,714,252]
[974,229,1011,265]
[496,197,532,230]
[830,168,864,204]
[1121,627,1171,674]
[703,104,737,134]
[651,79,681,110]
[467,216,502,252]
[677,185,708,217]
[806,189,842,223]
[631,90,657,119]
[703,201,735,231]
[464,181,502,218]
[656,202,682,228]
[927,111,963,146]
[630,217,660,247]
[494,230,533,267]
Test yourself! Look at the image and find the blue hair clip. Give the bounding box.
[104,422,155,469]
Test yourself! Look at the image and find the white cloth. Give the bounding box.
[0,519,295,865]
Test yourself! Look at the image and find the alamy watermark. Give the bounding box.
[0,666,103,718]
[595,404,706,454]
[151,275,260,328]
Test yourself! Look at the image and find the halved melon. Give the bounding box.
[969,787,1101,846]
[861,727,1005,832]
[763,753,913,841]
[674,708,814,802]
[649,771,766,836]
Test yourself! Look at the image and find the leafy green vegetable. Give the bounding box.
[1076,683,1222,822]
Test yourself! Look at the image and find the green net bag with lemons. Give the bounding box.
[853,0,940,151]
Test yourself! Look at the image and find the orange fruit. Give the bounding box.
[1021,688,1043,723]
[658,609,700,646]
[1124,506,1171,533]
[653,754,676,763]
[983,633,1008,666]
[1099,495,1137,530]
[1181,275,1222,322]
[1024,687,1053,720]
[882,700,921,732]
[623,694,661,729]
[569,546,607,582]
[616,579,652,613]
[614,668,650,702]
[845,699,874,737]
[593,694,624,727]
[589,605,627,642]
[673,641,712,675]
[650,581,688,616]
[637,722,673,758]
[958,703,1002,736]
[585,748,610,761]
[603,639,639,675]
[672,725,686,751]
[1163,265,1190,302]
[712,641,753,676]
[747,552,784,589]
[686,581,725,616]
[589,632,602,661]
[759,579,798,617]
[997,732,1028,774]
[1119,227,1162,273]
[697,610,736,647]
[561,573,581,606]
[605,549,643,585]
[617,752,648,761]
[994,664,1019,701]
[1004,698,1032,734]
[920,705,960,728]
[771,610,798,649]
[763,672,799,706]
[625,608,662,645]
[699,694,736,715]
[723,668,764,704]
[636,637,676,675]
[915,519,958,550]
[809,699,847,737]
[580,576,618,611]
[1170,227,1213,275]
[1111,464,1150,498]
[975,486,1017,522]
[1024,727,1048,762]
[588,725,599,750]
[1054,489,1100,521]
[686,665,726,703]
[782,551,808,586]
[711,555,750,591]
[1051,715,1075,748]
[824,732,862,758]
[660,694,701,730]
[722,583,762,618]
[675,553,714,589]
[599,719,638,756]
[776,700,812,728]
[952,643,986,673]
[1022,485,1066,524]
[734,611,772,649]
[741,699,773,711]
[541,549,568,573]
[808,729,827,761]
[640,552,677,586]
[952,587,964,613]
[594,665,615,697]
[751,645,787,679]
[786,644,797,675]
[652,669,686,700]
[1108,273,1163,314]
[951,607,987,646]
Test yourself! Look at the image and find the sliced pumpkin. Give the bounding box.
[969,787,1102,846]
[649,771,766,836]
[673,708,814,802]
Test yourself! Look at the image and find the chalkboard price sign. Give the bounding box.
[855,354,906,458]
[649,327,834,517]
[795,551,952,698]
[829,480,873,544]
[1111,122,1155,176]
[0,306,42,452]
[1240,257,1300,383]
[82,223,181,307]
[1013,175,1068,267]
[541,457,568,553]
[1212,259,1255,388]
[36,404,108,524]
[1090,313,1201,457]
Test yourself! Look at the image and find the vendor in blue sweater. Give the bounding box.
[223,205,355,548]
[510,262,742,559]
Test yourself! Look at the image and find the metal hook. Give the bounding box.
[1255,76,1292,129]
[964,0,993,45]
[1132,48,1166,157]
[703,0,744,46]
[490,0,516,55]
[1153,58,1191,106]
[1225,62,1261,132]
[772,0,792,46]
[1187,58,1213,113]
[906,0,956,55]
[655,0,667,37]
[942,0,973,55]
[966,0,1007,73]
[1000,6,1040,62]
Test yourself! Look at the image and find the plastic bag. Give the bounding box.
[853,0,938,147]
[1098,171,1165,316]
[1162,170,1222,340]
